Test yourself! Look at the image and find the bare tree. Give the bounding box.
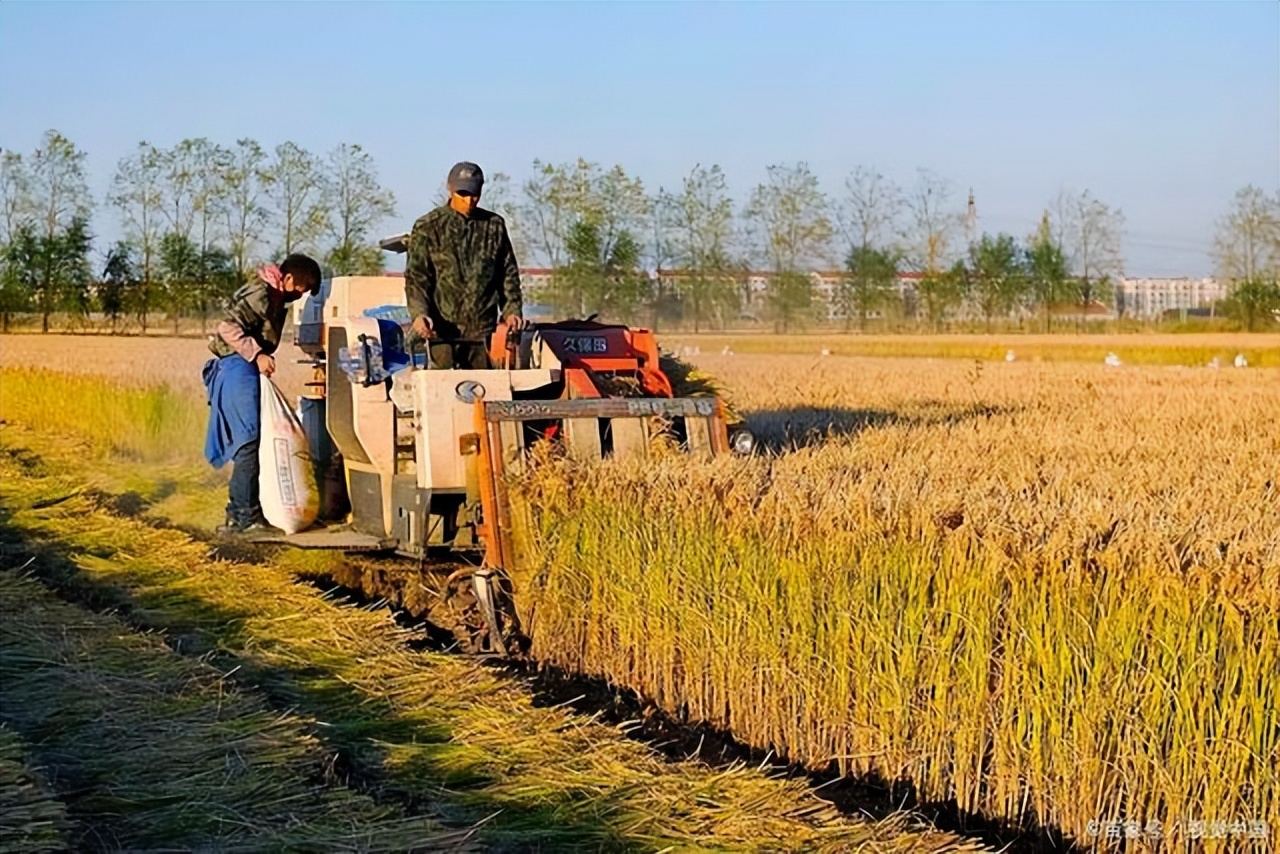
[265,141,326,254]
[899,170,965,328]
[836,166,902,256]
[663,163,740,331]
[744,162,832,272]
[517,158,616,268]
[321,143,396,276]
[158,139,200,241]
[28,130,91,241]
[1212,184,1280,283]
[1,150,32,245]
[187,138,231,255]
[902,168,960,275]
[109,142,165,331]
[220,138,270,281]
[744,162,832,331]
[1061,189,1124,308]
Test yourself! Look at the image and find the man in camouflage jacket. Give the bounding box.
[404,161,524,369]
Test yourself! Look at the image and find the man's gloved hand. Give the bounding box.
[410,315,435,341]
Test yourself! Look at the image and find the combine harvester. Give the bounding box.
[264,238,754,658]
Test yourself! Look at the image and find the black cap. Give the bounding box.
[447,161,484,196]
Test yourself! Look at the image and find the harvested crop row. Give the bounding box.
[0,434,985,854]
[0,725,72,854]
[0,568,471,852]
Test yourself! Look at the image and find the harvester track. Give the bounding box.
[314,552,521,657]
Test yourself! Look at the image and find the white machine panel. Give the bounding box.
[412,370,512,490]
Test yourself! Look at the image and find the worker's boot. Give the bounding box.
[215,508,244,537]
[237,510,286,539]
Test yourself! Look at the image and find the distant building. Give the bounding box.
[1116,277,1226,319]
[517,266,1229,324]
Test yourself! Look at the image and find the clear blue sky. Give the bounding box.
[2,1,1276,276]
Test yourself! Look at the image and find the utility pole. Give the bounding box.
[965,188,977,250]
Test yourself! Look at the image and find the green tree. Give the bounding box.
[915,261,968,331]
[322,143,396,276]
[765,271,820,332]
[968,232,1027,331]
[0,149,33,332]
[8,215,93,333]
[1026,212,1070,331]
[662,164,740,331]
[743,162,832,331]
[838,244,899,332]
[57,217,94,329]
[0,225,36,333]
[519,158,650,271]
[1210,185,1280,330]
[100,241,139,332]
[546,219,650,321]
[158,231,200,333]
[194,245,237,332]
[1221,276,1280,331]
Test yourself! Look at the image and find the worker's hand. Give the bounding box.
[411,315,435,341]
[254,353,276,377]
[503,314,526,333]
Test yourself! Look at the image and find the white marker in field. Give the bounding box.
[1208,356,1220,369]
[820,348,830,356]
[1234,353,1248,368]
[1105,352,1122,367]
[1005,350,1016,362]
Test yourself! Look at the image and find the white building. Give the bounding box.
[1116,277,1226,319]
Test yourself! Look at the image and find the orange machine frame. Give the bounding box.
[489,322,674,399]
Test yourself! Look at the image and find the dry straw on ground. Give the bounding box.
[0,428,983,853]
[0,569,473,852]
[0,725,71,854]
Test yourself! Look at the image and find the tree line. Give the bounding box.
[2,129,1277,334]
[1,131,394,333]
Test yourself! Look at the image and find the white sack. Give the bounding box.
[258,375,319,534]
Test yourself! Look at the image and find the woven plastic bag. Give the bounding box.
[258,375,319,534]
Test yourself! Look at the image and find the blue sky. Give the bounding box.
[2,1,1276,276]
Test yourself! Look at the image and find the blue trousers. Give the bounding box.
[203,355,263,525]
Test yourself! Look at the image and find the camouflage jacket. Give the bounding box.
[404,205,522,340]
[207,277,290,361]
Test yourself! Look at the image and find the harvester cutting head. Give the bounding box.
[278,250,752,657]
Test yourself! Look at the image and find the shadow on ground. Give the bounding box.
[744,401,1022,452]
[0,505,660,852]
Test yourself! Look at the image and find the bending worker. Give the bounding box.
[404,161,524,368]
[202,253,322,535]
